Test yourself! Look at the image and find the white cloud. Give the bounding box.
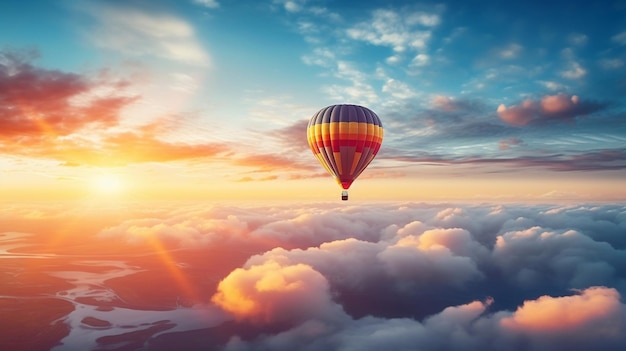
[411,53,430,67]
[382,78,418,100]
[561,61,586,79]
[405,12,441,27]
[385,54,402,65]
[301,47,336,67]
[193,0,220,9]
[538,80,567,91]
[568,33,588,46]
[347,9,435,53]
[499,43,523,59]
[322,61,379,104]
[611,31,626,45]
[284,1,302,12]
[218,286,626,351]
[274,0,337,18]
[79,3,210,66]
[599,58,624,69]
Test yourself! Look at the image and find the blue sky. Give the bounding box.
[1,0,625,201]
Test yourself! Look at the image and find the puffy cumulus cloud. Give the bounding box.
[211,260,342,325]
[497,93,605,126]
[501,287,623,334]
[493,226,622,289]
[541,93,580,114]
[220,287,626,351]
[415,227,490,258]
[241,232,484,320]
[496,287,626,351]
[378,234,483,286]
[497,99,537,126]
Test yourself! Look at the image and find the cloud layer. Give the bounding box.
[87,201,626,350]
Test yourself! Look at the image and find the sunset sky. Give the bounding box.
[3,2,626,350]
[1,0,626,201]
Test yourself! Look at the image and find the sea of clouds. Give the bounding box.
[91,201,626,351]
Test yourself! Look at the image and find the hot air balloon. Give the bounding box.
[307,104,383,200]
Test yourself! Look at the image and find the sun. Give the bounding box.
[91,173,124,195]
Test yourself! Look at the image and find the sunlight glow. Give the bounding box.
[91,174,124,195]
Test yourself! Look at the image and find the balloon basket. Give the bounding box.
[341,190,348,201]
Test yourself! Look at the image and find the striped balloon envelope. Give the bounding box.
[307,104,383,200]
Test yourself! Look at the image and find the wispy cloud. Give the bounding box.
[0,50,132,137]
[76,2,210,66]
[568,32,588,46]
[0,50,228,166]
[537,80,568,91]
[273,0,307,13]
[192,0,220,9]
[322,61,379,104]
[234,153,315,173]
[301,47,337,67]
[273,0,339,19]
[0,51,332,172]
[291,4,443,106]
[386,149,626,172]
[561,61,587,79]
[498,137,523,150]
[268,119,310,152]
[611,31,626,45]
[347,9,438,60]
[599,58,624,70]
[498,43,523,59]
